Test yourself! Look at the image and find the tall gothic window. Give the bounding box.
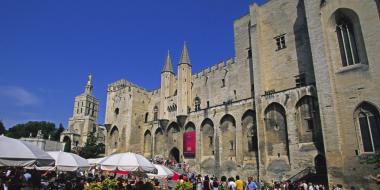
[336,19,359,66]
[355,102,380,153]
[194,97,201,111]
[333,9,367,67]
[153,106,158,121]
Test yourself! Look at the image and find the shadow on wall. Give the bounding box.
[294,0,315,86]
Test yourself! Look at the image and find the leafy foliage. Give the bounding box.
[52,123,65,141]
[175,181,193,190]
[84,178,117,190]
[6,121,56,139]
[64,139,72,152]
[0,121,6,135]
[359,153,380,169]
[78,132,103,158]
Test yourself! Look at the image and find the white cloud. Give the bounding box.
[0,86,40,106]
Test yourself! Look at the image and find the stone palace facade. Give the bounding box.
[64,0,380,188]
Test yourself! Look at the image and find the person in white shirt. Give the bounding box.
[228,177,236,190]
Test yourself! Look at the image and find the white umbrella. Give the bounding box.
[148,164,174,179]
[0,135,54,167]
[88,157,105,166]
[99,152,157,173]
[46,151,90,171]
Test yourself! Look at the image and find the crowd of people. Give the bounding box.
[0,166,354,190]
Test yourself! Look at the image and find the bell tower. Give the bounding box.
[62,74,99,147]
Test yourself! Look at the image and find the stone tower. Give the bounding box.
[62,74,99,147]
[160,51,175,122]
[176,43,192,125]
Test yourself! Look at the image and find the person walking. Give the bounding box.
[246,177,258,190]
[235,176,243,190]
[212,177,219,190]
[203,176,211,190]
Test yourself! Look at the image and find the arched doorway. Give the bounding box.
[63,136,71,152]
[169,147,180,163]
[184,122,196,158]
[314,155,328,186]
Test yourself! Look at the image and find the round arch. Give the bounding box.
[143,130,152,158]
[185,122,196,131]
[242,109,256,121]
[167,122,180,133]
[201,118,215,157]
[295,95,320,143]
[110,126,119,149]
[242,109,258,155]
[154,128,165,155]
[220,114,236,127]
[220,114,237,158]
[201,118,214,129]
[264,102,289,158]
[169,147,180,163]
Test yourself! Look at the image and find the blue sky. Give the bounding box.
[0,0,266,128]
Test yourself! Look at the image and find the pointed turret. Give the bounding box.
[177,42,192,117]
[84,73,93,95]
[179,42,191,65]
[162,50,174,73]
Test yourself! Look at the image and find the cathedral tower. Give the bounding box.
[61,74,99,148]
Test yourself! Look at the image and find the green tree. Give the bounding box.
[79,132,100,159]
[52,123,65,141]
[64,139,72,152]
[6,121,56,139]
[0,121,6,135]
[360,153,380,169]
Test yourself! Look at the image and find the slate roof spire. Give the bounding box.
[162,50,174,73]
[179,42,191,65]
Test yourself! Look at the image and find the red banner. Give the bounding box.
[183,131,196,157]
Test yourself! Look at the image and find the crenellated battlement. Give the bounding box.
[193,58,237,79]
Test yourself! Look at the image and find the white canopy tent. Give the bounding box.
[99,152,157,174]
[0,135,54,167]
[147,164,174,179]
[87,157,105,166]
[43,151,90,172]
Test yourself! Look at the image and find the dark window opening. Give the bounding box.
[209,136,213,146]
[144,112,149,123]
[194,97,201,111]
[153,106,158,121]
[221,79,225,88]
[336,21,359,66]
[295,73,306,87]
[274,34,286,51]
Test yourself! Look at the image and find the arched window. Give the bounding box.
[153,106,158,121]
[333,8,367,67]
[355,102,380,153]
[114,108,119,116]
